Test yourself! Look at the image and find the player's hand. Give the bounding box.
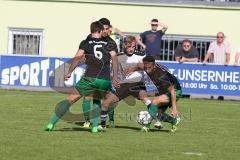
[112,78,120,88]
[64,73,71,81]
[171,108,178,117]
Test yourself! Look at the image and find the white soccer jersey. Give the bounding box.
[117,53,145,83]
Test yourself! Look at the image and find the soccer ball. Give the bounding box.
[137,111,152,125]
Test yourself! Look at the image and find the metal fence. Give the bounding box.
[121,32,215,62]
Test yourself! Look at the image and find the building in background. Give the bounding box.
[0,0,240,63]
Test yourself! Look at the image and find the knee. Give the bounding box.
[102,100,110,108]
[151,98,159,105]
[139,90,147,100]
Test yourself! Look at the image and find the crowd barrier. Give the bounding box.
[0,55,239,96]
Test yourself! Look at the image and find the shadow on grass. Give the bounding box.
[54,127,91,132]
[115,125,170,133]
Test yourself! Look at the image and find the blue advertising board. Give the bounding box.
[0,55,240,96]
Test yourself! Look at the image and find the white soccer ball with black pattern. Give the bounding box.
[137,111,152,125]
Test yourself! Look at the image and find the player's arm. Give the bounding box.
[124,61,144,76]
[110,50,120,88]
[168,85,177,117]
[65,49,85,80]
[136,35,146,50]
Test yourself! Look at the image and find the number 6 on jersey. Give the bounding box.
[94,45,103,60]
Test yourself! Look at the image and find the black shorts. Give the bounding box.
[114,82,146,100]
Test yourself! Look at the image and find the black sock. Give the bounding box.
[100,110,108,127]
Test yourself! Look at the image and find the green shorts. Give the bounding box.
[75,77,111,98]
[159,89,182,113]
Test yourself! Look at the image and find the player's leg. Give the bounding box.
[45,88,81,131]
[90,78,112,133]
[139,94,169,132]
[99,92,119,130]
[163,90,182,132]
[108,103,116,128]
[82,96,91,128]
[91,99,101,133]
[138,90,152,108]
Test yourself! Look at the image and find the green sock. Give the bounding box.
[82,97,91,122]
[148,104,158,119]
[50,100,71,125]
[160,113,176,124]
[92,99,101,127]
[108,105,115,122]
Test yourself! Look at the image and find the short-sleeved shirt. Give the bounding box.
[207,41,231,64]
[140,30,164,56]
[174,45,199,59]
[79,35,117,80]
[146,64,181,95]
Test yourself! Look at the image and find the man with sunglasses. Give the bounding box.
[174,39,199,63]
[203,32,231,65]
[136,19,168,60]
[203,32,231,100]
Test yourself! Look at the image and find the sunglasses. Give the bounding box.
[217,36,224,38]
[183,45,190,47]
[151,24,158,26]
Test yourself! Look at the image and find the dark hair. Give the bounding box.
[151,19,158,23]
[143,56,155,63]
[99,18,111,26]
[90,21,103,33]
[182,39,192,45]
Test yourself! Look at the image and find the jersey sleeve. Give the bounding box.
[158,30,165,36]
[105,38,118,53]
[79,40,86,51]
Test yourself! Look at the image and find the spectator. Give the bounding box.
[174,39,199,63]
[203,32,231,65]
[234,48,240,66]
[136,18,168,59]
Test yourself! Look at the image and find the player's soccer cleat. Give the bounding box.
[170,117,181,133]
[45,123,54,131]
[140,126,149,132]
[154,121,164,129]
[83,121,91,128]
[91,127,98,133]
[109,121,115,128]
[97,125,107,132]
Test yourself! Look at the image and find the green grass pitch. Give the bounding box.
[0,90,239,160]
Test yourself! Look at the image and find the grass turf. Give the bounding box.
[0,90,239,160]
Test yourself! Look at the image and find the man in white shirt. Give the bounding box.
[203,32,231,65]
[98,35,147,129]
